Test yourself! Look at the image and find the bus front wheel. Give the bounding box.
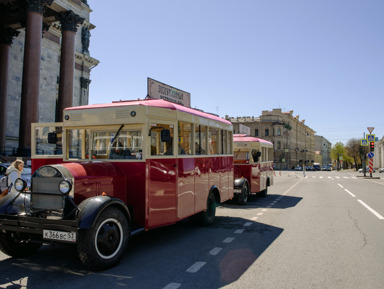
[236,182,249,205]
[77,207,130,271]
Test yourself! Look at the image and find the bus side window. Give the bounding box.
[195,125,207,155]
[178,122,192,155]
[150,124,174,156]
[209,127,218,155]
[252,150,261,163]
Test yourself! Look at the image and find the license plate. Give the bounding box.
[43,230,76,243]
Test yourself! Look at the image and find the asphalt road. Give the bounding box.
[1,170,383,289]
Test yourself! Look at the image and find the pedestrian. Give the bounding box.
[6,159,24,194]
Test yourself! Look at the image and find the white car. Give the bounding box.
[358,166,375,173]
[379,168,384,173]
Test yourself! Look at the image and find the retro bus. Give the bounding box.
[0,99,234,270]
[232,134,274,205]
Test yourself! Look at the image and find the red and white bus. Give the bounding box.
[232,134,274,204]
[0,99,234,270]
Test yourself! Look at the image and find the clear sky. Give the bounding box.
[88,0,383,146]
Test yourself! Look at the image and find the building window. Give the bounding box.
[277,128,281,136]
[277,141,281,150]
[255,129,259,137]
[265,129,269,136]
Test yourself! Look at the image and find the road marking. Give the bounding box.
[223,237,235,243]
[358,200,384,220]
[235,229,245,234]
[261,209,268,212]
[257,212,264,216]
[251,217,258,221]
[209,247,223,256]
[186,262,206,273]
[337,183,344,188]
[320,176,323,179]
[344,189,356,197]
[365,179,384,186]
[283,178,303,195]
[243,222,252,227]
[163,283,182,289]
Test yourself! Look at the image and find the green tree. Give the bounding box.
[331,142,353,170]
[345,138,362,170]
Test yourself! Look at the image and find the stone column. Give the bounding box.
[0,27,20,155]
[18,0,53,156]
[56,11,84,122]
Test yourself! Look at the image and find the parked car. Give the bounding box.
[358,166,375,173]
[295,166,302,171]
[379,168,384,173]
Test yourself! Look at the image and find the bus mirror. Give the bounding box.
[161,129,171,142]
[48,132,58,144]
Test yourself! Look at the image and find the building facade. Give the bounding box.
[373,136,384,169]
[226,109,317,170]
[314,135,332,167]
[0,0,98,156]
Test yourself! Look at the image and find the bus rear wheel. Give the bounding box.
[77,207,130,271]
[195,191,216,226]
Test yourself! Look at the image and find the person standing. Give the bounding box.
[6,159,24,194]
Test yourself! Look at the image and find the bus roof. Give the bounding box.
[233,134,273,145]
[65,99,231,125]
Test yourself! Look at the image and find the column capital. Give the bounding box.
[57,10,84,32]
[0,27,20,45]
[26,0,54,14]
[80,77,91,89]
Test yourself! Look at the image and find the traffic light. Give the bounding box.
[370,142,375,152]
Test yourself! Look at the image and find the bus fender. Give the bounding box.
[77,196,131,230]
[234,177,248,189]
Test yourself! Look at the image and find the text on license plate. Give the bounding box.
[43,230,76,243]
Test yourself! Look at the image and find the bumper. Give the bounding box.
[0,214,78,243]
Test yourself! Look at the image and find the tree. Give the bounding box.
[331,142,353,170]
[345,138,362,170]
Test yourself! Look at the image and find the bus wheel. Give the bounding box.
[0,232,41,257]
[195,191,216,226]
[236,183,249,205]
[77,207,130,271]
[258,187,268,197]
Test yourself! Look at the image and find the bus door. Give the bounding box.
[147,124,178,228]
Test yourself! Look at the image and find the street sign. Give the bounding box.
[367,134,375,142]
[367,127,375,134]
[361,139,368,146]
[368,152,374,159]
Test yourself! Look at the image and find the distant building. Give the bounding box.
[0,0,99,156]
[314,135,332,167]
[373,136,384,169]
[226,109,319,170]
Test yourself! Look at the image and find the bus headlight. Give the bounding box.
[59,180,72,195]
[15,178,27,192]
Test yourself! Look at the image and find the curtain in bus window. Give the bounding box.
[178,122,192,155]
[209,128,218,155]
[194,125,207,155]
[150,124,174,156]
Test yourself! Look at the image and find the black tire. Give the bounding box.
[195,191,216,226]
[77,207,130,271]
[0,231,41,257]
[236,182,249,205]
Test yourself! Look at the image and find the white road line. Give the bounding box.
[223,237,234,243]
[335,176,340,179]
[251,217,258,221]
[261,209,268,212]
[243,222,252,227]
[337,183,344,188]
[344,189,356,197]
[235,229,245,234]
[257,212,264,216]
[320,176,323,179]
[357,200,384,220]
[283,178,303,195]
[186,262,206,273]
[328,176,332,179]
[209,247,223,256]
[163,283,182,289]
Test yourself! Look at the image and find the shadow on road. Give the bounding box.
[0,215,284,289]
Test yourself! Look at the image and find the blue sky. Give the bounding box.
[88,0,383,145]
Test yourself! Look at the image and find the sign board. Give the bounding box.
[361,139,368,146]
[239,124,251,135]
[367,127,375,134]
[147,78,191,107]
[367,134,375,142]
[368,152,374,159]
